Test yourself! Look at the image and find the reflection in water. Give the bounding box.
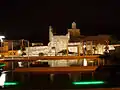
[18,62,23,67]
[8,59,101,69]
[11,72,96,89]
[83,58,87,66]
[0,71,6,88]
[72,81,105,85]
[0,71,19,88]
[1,70,117,89]
[1,59,106,89]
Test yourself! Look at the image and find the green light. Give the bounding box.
[4,82,18,86]
[73,81,104,85]
[0,64,6,67]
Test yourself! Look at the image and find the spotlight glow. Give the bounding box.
[0,64,6,67]
[72,81,104,85]
[4,82,18,86]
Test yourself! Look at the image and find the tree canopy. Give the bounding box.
[109,35,120,44]
[99,46,120,64]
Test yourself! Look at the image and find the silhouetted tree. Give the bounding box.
[99,47,120,64]
[109,35,120,45]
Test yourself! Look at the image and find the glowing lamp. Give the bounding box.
[18,50,22,54]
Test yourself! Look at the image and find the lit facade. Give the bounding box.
[24,22,115,57]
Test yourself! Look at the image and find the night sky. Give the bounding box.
[0,0,120,44]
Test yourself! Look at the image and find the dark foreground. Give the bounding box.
[1,70,120,90]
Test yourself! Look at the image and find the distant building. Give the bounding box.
[25,46,48,56]
[0,22,116,67]
[0,41,9,57]
[0,40,26,57]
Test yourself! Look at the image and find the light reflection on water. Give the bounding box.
[1,59,107,89]
[6,72,97,89]
[6,58,104,69]
[4,70,114,89]
[0,71,6,88]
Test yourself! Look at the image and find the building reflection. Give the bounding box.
[3,58,103,70]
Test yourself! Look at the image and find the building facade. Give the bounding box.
[24,22,115,57]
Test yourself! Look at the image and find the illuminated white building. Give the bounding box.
[23,22,116,67]
[25,22,115,57]
[25,46,49,56]
[48,26,69,55]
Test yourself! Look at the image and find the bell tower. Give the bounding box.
[68,22,80,38]
[72,22,76,29]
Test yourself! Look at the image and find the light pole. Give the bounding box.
[12,41,14,59]
[21,39,30,59]
[27,40,30,59]
[0,36,5,57]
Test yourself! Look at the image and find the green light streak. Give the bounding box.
[4,82,18,86]
[0,64,6,67]
[73,81,104,85]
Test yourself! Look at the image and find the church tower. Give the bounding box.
[49,26,53,42]
[68,22,80,38]
[72,22,76,29]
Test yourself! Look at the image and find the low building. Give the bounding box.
[0,40,27,57]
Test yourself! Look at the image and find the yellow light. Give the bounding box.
[83,58,87,66]
[89,61,94,63]
[18,50,21,54]
[83,45,86,48]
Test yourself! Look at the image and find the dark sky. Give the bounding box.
[0,0,120,44]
